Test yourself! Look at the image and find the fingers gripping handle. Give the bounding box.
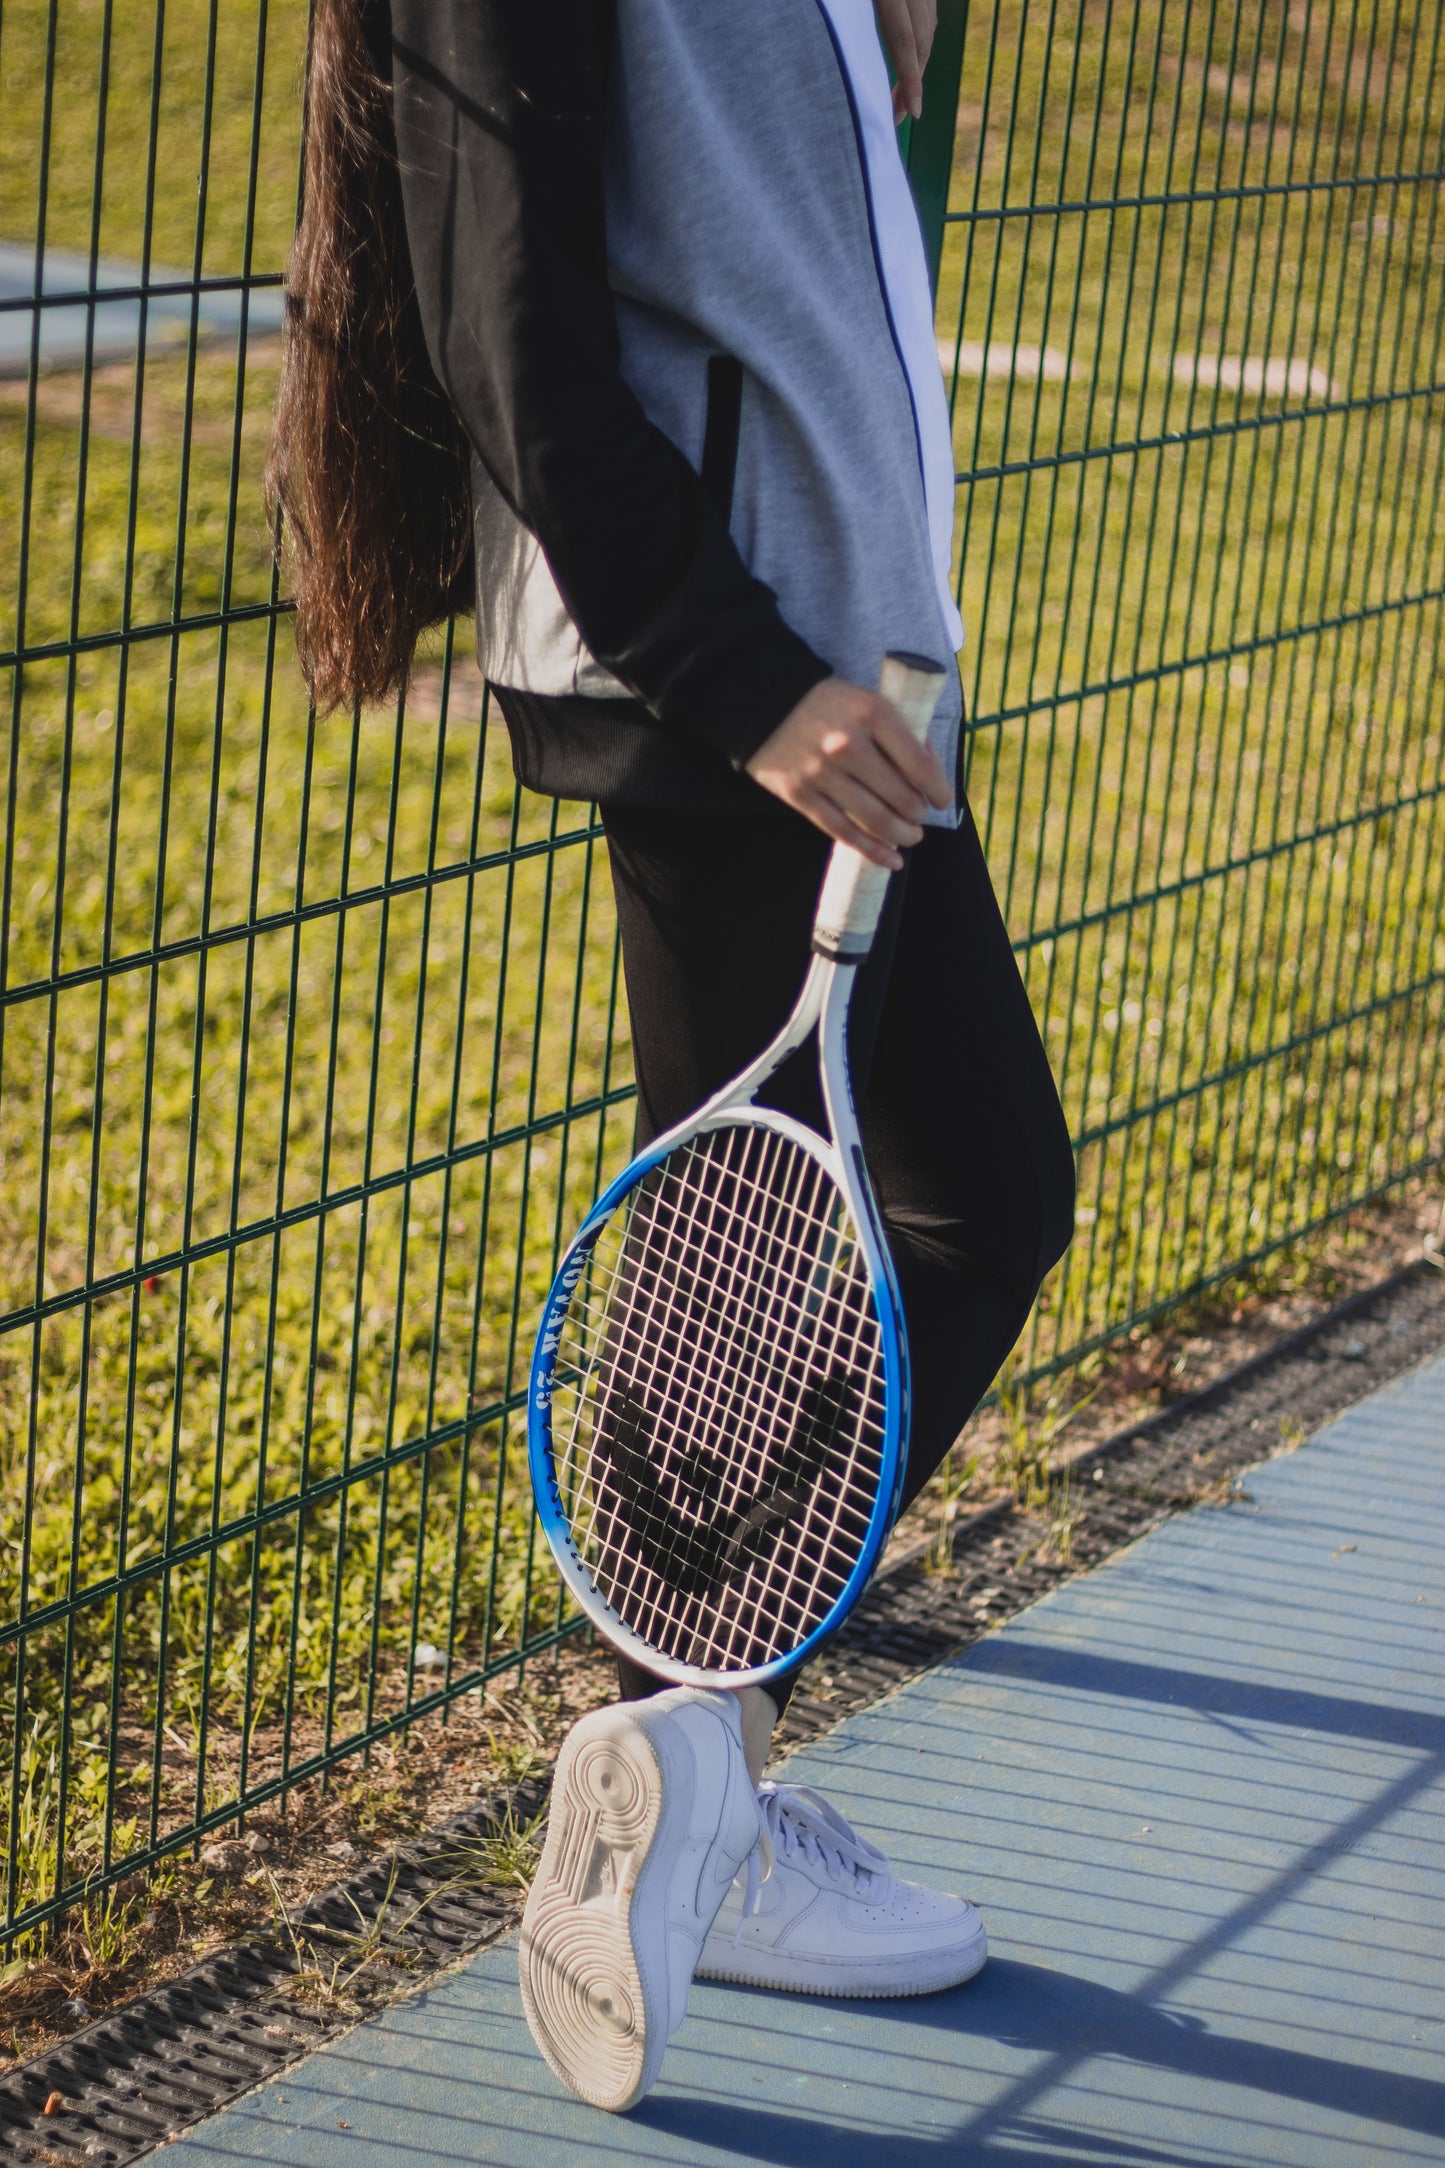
[811,652,949,962]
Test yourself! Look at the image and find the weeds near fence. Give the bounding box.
[925,1445,982,1574]
[994,1363,1103,1562]
[263,1858,414,2018]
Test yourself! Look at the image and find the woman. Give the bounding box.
[269,0,1075,2115]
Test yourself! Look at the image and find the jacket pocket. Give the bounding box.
[700,354,744,524]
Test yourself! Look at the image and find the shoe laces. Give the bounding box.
[729,1782,892,1946]
[729,1784,772,1945]
[759,1781,889,1895]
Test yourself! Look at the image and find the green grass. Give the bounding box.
[0,0,303,275]
[0,0,1442,1942]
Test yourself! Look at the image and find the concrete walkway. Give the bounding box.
[174,1354,1445,2167]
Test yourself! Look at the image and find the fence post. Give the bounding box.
[904,0,967,295]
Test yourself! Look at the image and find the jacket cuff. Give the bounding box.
[666,625,833,768]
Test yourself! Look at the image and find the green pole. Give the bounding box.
[903,0,967,294]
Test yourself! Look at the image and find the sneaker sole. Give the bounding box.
[697,1920,988,1999]
[519,1707,670,2113]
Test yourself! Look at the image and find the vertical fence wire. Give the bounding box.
[0,0,1440,1946]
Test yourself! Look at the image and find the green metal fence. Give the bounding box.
[0,0,1441,1948]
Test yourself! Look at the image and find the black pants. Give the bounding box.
[601,788,1075,1717]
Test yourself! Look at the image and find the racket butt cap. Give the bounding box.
[812,926,874,963]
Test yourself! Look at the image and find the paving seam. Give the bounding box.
[4,1254,1443,2165]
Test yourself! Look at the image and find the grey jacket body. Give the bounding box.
[391,0,963,809]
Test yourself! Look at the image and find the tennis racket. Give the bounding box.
[528,651,948,1687]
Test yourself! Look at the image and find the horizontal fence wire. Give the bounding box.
[0,0,1441,1949]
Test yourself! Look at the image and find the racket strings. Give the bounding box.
[549,1122,888,1671]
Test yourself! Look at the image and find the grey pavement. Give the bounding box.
[171,1352,1445,2167]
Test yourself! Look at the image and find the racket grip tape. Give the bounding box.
[811,651,949,962]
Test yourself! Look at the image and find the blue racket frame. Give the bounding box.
[527,960,911,1689]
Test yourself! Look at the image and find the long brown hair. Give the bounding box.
[266,0,473,714]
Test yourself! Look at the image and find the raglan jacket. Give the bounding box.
[387,0,964,812]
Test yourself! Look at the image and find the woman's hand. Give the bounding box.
[745,677,952,869]
[875,0,937,122]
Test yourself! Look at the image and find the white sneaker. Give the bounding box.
[698,1780,987,1999]
[519,1687,760,2112]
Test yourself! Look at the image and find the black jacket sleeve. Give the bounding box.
[385,0,832,765]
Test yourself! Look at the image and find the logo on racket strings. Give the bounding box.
[590,1365,862,1602]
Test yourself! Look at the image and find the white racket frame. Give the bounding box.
[527,654,947,1686]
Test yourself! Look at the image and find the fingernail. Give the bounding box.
[912,92,924,120]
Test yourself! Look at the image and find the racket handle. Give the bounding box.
[811,651,949,962]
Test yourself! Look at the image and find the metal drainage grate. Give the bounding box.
[0,1774,550,2165]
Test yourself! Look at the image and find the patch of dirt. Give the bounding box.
[0,338,283,449]
[402,650,489,723]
